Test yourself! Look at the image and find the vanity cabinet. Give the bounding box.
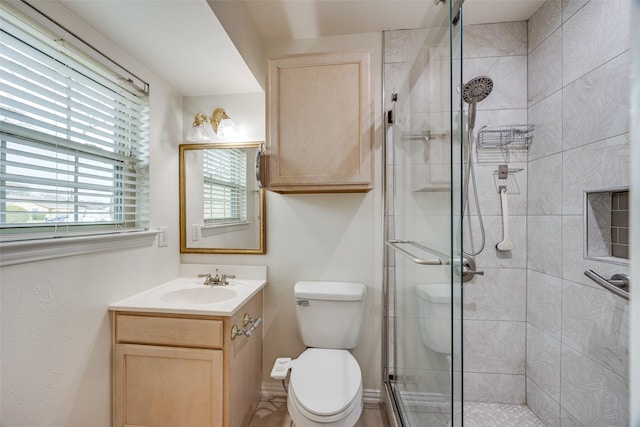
[266,51,374,193]
[112,291,263,427]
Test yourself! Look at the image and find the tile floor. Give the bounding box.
[247,398,390,427]
[400,401,545,427]
[463,402,544,427]
[247,398,544,427]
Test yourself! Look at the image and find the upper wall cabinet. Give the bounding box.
[266,51,374,193]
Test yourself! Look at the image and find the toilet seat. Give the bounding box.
[289,348,362,423]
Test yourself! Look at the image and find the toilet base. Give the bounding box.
[287,388,363,427]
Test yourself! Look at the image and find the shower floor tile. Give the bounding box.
[464,402,545,427]
[401,401,544,427]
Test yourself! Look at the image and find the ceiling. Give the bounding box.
[55,0,545,96]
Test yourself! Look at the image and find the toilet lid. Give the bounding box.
[290,348,361,417]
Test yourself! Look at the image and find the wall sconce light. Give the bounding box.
[186,108,239,141]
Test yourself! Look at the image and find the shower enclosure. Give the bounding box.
[383,0,632,425]
[382,1,465,425]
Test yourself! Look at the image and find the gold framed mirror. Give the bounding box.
[179,142,265,254]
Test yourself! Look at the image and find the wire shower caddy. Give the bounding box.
[476,124,534,150]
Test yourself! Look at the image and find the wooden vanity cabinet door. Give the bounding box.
[228,292,263,427]
[267,51,374,193]
[114,344,223,427]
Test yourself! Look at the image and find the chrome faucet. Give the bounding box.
[198,269,236,286]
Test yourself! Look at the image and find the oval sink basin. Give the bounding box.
[160,287,237,304]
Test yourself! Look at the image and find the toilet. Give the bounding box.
[287,281,366,427]
[416,283,460,354]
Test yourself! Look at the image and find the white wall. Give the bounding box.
[182,33,385,395]
[183,92,266,144]
[0,2,183,426]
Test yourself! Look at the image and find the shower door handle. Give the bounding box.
[385,240,447,265]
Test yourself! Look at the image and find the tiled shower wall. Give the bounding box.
[525,0,631,425]
[460,22,529,404]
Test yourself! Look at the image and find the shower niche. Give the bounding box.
[585,188,630,263]
[402,132,450,192]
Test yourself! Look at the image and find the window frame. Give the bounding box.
[202,147,248,228]
[0,2,155,264]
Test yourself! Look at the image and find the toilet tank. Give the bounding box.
[416,283,461,354]
[294,281,366,349]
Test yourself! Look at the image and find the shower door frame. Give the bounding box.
[381,0,465,425]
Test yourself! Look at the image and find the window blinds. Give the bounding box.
[203,148,247,225]
[0,6,149,238]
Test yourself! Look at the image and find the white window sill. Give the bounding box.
[201,222,250,237]
[0,230,159,267]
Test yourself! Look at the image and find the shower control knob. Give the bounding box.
[460,256,484,282]
[463,269,485,275]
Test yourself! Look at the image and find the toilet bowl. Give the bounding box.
[287,348,363,427]
[286,281,367,427]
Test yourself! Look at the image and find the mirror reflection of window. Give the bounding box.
[203,149,247,226]
[179,142,265,254]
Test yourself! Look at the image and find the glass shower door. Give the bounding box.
[383,1,464,425]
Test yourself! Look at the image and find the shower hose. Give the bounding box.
[461,126,486,257]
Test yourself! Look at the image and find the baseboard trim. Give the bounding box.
[262,383,382,404]
[261,382,287,399]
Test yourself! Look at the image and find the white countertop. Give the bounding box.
[109,276,267,316]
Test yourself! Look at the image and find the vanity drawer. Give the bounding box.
[115,314,223,348]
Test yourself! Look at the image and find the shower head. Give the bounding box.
[462,76,493,104]
[463,75,493,130]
